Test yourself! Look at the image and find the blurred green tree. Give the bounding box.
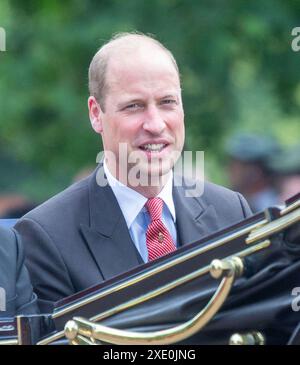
[0,0,299,200]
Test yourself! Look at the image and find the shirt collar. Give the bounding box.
[103,161,176,229]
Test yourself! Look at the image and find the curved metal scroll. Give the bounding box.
[64,256,244,345]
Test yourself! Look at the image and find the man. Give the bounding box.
[16,33,252,313]
[268,144,300,202]
[0,226,37,317]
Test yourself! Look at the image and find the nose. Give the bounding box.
[142,105,166,135]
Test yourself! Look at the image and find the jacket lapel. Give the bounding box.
[80,167,143,281]
[173,182,219,247]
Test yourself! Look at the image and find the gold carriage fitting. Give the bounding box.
[1,193,299,345]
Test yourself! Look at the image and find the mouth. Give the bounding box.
[139,143,168,153]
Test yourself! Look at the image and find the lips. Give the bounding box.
[139,143,167,152]
[138,139,170,153]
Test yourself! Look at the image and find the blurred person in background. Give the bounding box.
[225,133,281,213]
[0,194,37,219]
[269,144,300,203]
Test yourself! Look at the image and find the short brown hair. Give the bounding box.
[88,32,179,111]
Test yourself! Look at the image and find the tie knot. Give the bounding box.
[146,198,164,221]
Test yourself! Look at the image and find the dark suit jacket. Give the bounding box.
[15,167,252,313]
[0,227,38,317]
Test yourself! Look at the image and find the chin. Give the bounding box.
[147,163,173,182]
[127,157,174,187]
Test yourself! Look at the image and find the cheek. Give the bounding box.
[171,112,185,134]
[172,107,184,122]
[101,119,120,149]
[118,117,142,139]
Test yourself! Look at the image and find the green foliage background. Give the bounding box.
[0,0,299,200]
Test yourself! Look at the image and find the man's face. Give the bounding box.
[90,45,185,185]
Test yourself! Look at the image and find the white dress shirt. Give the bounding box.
[103,161,177,262]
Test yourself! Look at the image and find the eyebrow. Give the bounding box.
[117,98,144,110]
[160,94,177,99]
[116,93,179,109]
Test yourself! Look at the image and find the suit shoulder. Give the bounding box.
[199,180,242,206]
[203,180,240,199]
[176,175,248,213]
[177,175,239,201]
[201,180,251,218]
[20,174,91,225]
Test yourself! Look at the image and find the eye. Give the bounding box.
[161,99,177,106]
[125,103,143,110]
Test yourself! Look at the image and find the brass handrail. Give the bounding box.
[64,257,243,345]
[246,208,300,244]
[229,332,265,345]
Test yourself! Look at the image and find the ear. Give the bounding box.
[88,96,104,134]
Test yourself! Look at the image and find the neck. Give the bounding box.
[105,160,171,198]
[126,174,170,198]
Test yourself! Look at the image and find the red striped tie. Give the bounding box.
[145,198,176,261]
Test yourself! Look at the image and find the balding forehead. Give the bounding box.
[101,35,179,75]
[107,52,180,97]
[102,34,169,56]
